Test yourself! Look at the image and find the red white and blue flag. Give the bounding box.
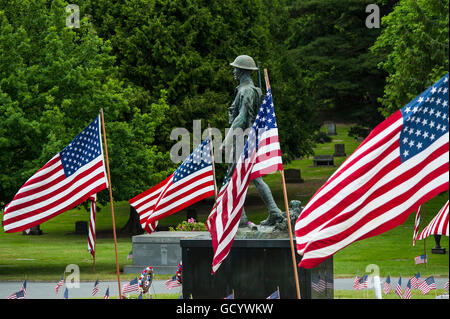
[418,276,436,295]
[7,290,25,299]
[295,74,449,268]
[410,272,421,290]
[55,274,64,294]
[92,279,99,296]
[3,115,108,233]
[412,206,421,246]
[267,290,280,299]
[88,194,97,260]
[417,200,449,240]
[403,279,412,299]
[414,254,427,265]
[207,89,283,274]
[129,138,215,234]
[395,276,403,298]
[383,275,391,295]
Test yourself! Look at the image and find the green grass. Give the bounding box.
[0,123,448,283]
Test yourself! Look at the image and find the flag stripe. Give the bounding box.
[295,73,449,268]
[417,200,449,239]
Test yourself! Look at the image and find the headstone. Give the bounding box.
[284,168,304,183]
[22,225,43,235]
[75,221,88,235]
[313,155,334,166]
[333,144,346,157]
[327,123,337,135]
[431,235,446,254]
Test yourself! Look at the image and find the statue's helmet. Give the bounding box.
[230,55,259,71]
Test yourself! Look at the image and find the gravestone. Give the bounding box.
[123,231,208,274]
[313,155,334,166]
[75,221,88,234]
[333,144,346,157]
[327,123,337,135]
[284,168,304,183]
[181,234,333,299]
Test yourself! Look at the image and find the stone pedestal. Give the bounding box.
[124,231,208,274]
[180,234,333,299]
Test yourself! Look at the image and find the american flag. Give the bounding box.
[92,279,99,296]
[417,200,449,240]
[104,287,110,299]
[354,275,368,290]
[63,288,69,299]
[395,276,402,299]
[122,278,139,294]
[7,290,25,299]
[87,194,97,260]
[414,254,427,265]
[383,275,391,295]
[311,275,326,293]
[325,274,334,290]
[352,274,359,290]
[207,89,283,274]
[267,290,280,299]
[418,276,436,295]
[403,279,412,299]
[295,74,449,268]
[412,206,421,246]
[55,274,64,294]
[410,272,421,289]
[165,275,181,290]
[21,280,27,297]
[444,280,449,291]
[129,138,215,234]
[3,115,108,233]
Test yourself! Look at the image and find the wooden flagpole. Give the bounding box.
[423,209,427,269]
[264,69,301,299]
[100,108,122,299]
[207,124,218,200]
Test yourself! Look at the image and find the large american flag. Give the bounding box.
[3,115,108,233]
[207,89,283,274]
[295,74,449,268]
[87,194,97,260]
[417,200,449,240]
[129,138,215,233]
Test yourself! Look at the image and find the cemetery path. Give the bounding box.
[1,277,448,299]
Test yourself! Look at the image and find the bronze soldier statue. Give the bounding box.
[222,55,284,227]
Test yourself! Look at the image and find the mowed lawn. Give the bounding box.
[0,123,448,282]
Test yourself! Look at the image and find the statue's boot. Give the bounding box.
[253,177,284,226]
[239,207,249,227]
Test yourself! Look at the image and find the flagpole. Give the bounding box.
[207,124,218,200]
[264,69,301,300]
[423,209,427,269]
[100,108,122,299]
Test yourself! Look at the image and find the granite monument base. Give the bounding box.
[180,234,333,299]
[124,231,208,274]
